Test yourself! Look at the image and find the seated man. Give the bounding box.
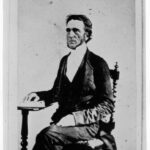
[24,14,116,150]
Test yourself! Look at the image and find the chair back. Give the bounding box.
[109,62,120,98]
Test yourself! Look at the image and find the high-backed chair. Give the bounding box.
[18,62,119,150]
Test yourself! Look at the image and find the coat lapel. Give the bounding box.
[61,49,94,90]
[70,49,94,88]
[70,49,89,83]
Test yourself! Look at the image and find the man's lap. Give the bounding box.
[33,124,117,150]
[37,123,99,143]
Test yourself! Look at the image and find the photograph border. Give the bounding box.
[3,0,146,150]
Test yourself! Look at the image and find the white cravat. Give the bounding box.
[66,44,87,82]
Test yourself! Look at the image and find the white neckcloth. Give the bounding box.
[66,44,87,82]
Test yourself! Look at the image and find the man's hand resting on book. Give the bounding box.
[24,92,40,102]
[20,92,45,108]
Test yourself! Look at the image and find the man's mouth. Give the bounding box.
[69,40,76,44]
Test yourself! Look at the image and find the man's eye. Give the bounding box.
[72,28,79,33]
[66,28,79,33]
[66,28,71,32]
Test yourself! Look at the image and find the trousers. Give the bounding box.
[32,124,116,150]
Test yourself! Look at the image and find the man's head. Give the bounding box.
[66,14,92,50]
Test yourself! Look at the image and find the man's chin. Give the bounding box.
[67,44,76,50]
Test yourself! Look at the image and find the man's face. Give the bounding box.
[66,20,87,50]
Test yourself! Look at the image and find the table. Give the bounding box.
[17,106,44,150]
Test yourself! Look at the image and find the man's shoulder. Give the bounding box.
[88,50,108,66]
[59,53,70,63]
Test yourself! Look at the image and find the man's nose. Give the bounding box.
[68,30,75,37]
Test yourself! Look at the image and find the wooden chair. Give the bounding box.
[18,62,120,150]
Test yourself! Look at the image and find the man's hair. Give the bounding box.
[66,14,92,43]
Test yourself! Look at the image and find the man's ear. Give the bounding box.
[84,32,88,41]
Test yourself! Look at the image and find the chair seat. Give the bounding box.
[63,143,103,150]
[77,138,103,149]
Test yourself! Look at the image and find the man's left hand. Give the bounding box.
[57,114,75,126]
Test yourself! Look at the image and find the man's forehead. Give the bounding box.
[66,20,85,29]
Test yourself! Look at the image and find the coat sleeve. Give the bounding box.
[35,57,65,107]
[72,58,115,125]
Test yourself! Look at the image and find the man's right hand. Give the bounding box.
[23,92,40,102]
[21,92,45,108]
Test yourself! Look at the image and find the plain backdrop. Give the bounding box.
[4,0,145,150]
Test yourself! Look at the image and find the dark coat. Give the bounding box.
[37,49,114,125]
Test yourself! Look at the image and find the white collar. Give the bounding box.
[68,43,87,59]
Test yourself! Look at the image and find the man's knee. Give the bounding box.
[36,126,51,141]
[35,125,60,142]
